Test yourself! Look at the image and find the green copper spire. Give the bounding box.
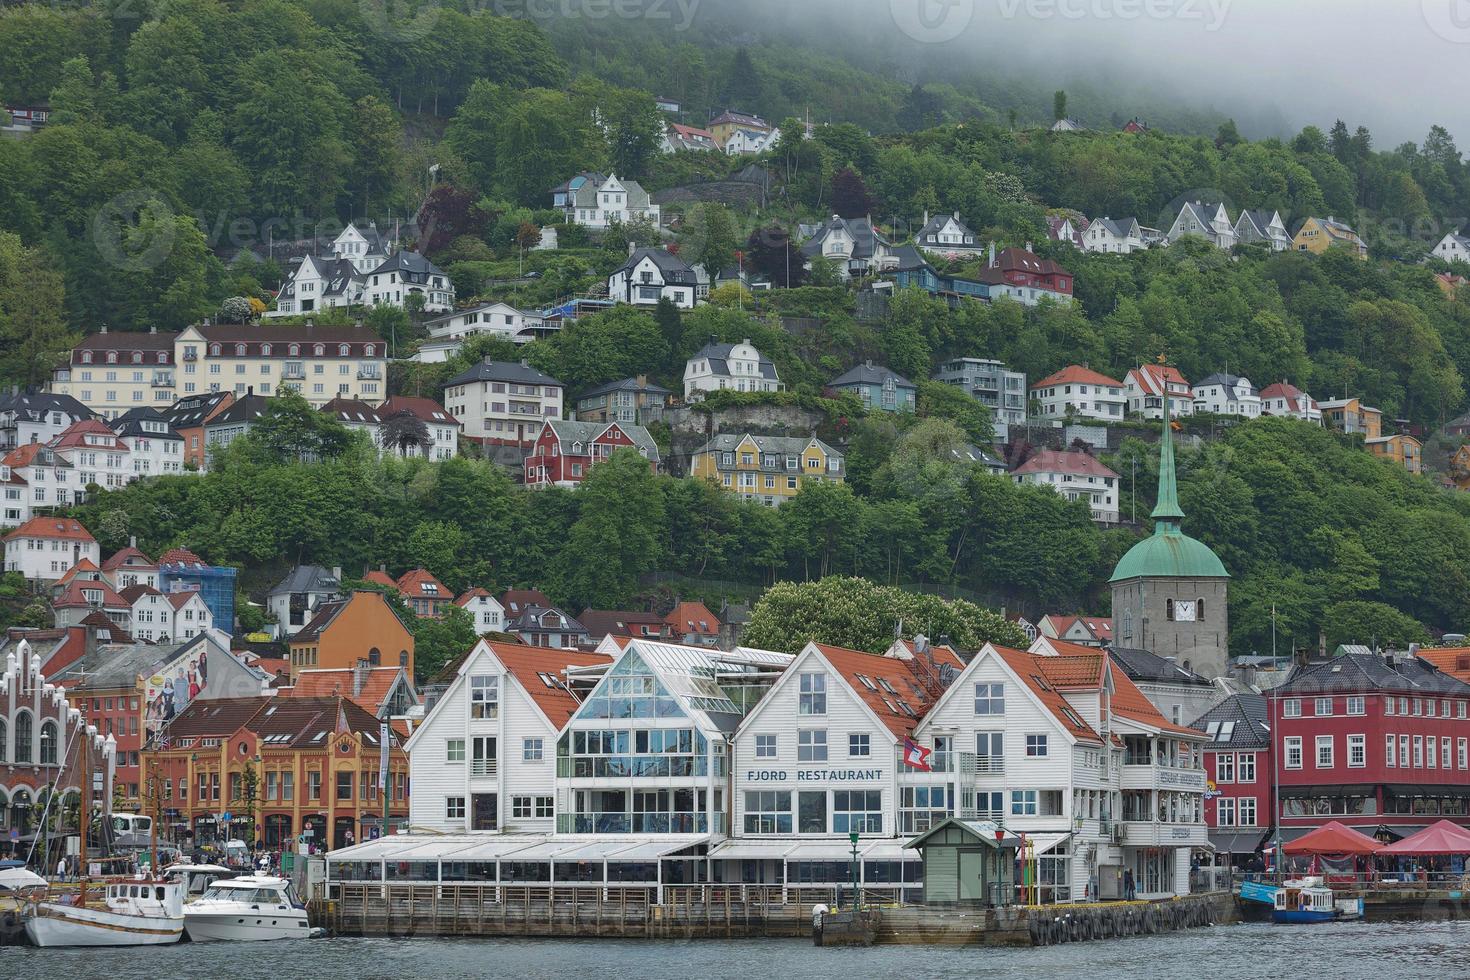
[1150,362,1185,526]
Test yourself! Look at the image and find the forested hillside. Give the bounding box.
[4,1,1470,654]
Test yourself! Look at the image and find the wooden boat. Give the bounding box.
[1271,877,1363,924]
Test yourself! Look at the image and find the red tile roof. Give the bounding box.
[579,609,667,640]
[156,547,206,566]
[118,583,162,603]
[4,443,47,468]
[165,591,201,610]
[485,642,611,726]
[991,645,1103,743]
[396,568,450,600]
[1012,449,1119,479]
[3,517,95,543]
[665,601,720,636]
[502,590,552,614]
[455,587,496,607]
[53,578,127,609]
[288,667,409,715]
[1032,365,1123,389]
[1414,648,1470,684]
[1128,363,1191,397]
[379,396,459,427]
[1042,638,1199,736]
[362,570,398,590]
[102,545,156,571]
[51,419,128,451]
[812,643,940,739]
[55,558,101,586]
[1258,382,1319,411]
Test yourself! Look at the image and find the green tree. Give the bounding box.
[0,233,75,389]
[558,449,667,608]
[411,604,478,682]
[1053,90,1067,123]
[244,389,353,462]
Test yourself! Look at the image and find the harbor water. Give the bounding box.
[6,921,1470,979]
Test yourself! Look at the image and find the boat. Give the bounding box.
[22,716,185,947]
[163,863,239,899]
[182,875,314,942]
[1271,877,1364,924]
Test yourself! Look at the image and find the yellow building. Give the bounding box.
[1448,444,1470,490]
[1319,398,1383,439]
[1366,434,1423,475]
[689,433,843,506]
[1292,216,1368,259]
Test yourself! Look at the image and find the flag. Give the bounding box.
[156,734,171,750]
[902,736,932,771]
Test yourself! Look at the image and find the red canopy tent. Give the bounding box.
[1282,821,1384,856]
[1379,820,1470,856]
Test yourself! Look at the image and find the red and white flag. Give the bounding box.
[903,736,932,771]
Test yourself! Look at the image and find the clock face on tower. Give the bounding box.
[1173,600,1197,622]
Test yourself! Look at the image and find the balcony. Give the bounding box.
[1121,820,1207,847]
[471,759,498,778]
[1120,764,1207,792]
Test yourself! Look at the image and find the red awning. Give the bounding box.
[1378,820,1470,856]
[1282,820,1384,856]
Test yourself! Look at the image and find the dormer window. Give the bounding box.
[132,351,142,363]
[365,345,375,357]
[210,344,221,356]
[106,351,117,363]
[314,344,324,356]
[261,344,271,356]
[339,344,350,356]
[81,352,93,364]
[157,352,168,364]
[289,344,299,356]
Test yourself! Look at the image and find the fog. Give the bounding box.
[700,0,1469,145]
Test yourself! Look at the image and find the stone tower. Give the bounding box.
[1109,374,1231,678]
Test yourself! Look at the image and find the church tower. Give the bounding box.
[1109,369,1231,678]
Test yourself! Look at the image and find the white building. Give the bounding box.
[1192,373,1262,418]
[607,248,700,309]
[173,322,388,408]
[424,303,550,347]
[2,516,100,582]
[1165,202,1236,249]
[799,216,893,281]
[682,339,782,401]
[101,542,158,591]
[110,408,185,477]
[1433,229,1470,265]
[1258,382,1322,424]
[266,565,342,639]
[915,211,983,258]
[1124,364,1195,421]
[1011,449,1121,524]
[44,419,132,494]
[406,640,613,834]
[122,584,213,642]
[1030,366,1126,423]
[1082,217,1151,255]
[267,223,453,319]
[913,642,1208,901]
[443,359,564,446]
[560,173,661,230]
[0,392,98,448]
[377,396,460,461]
[364,252,455,314]
[456,588,506,635]
[1233,210,1292,251]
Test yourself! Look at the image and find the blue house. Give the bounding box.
[828,361,917,413]
[886,245,990,304]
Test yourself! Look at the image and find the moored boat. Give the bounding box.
[24,878,185,947]
[1271,877,1363,924]
[182,875,313,942]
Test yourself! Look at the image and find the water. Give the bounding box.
[7,921,1469,979]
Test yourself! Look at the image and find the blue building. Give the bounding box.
[157,546,237,635]
[827,361,917,413]
[885,245,990,304]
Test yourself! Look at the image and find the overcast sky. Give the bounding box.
[734,0,1470,145]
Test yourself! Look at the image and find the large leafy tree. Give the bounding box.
[0,233,76,388]
[558,449,667,608]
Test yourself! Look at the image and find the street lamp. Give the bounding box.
[848,829,861,912]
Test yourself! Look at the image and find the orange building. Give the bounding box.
[287,590,414,681]
[1366,434,1423,475]
[144,695,407,850]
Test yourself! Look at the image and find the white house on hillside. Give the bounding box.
[1124,364,1194,421]
[1433,229,1470,264]
[607,248,700,309]
[915,211,983,258]
[1030,366,1126,422]
[800,216,893,281]
[1082,217,1152,255]
[1012,449,1121,524]
[683,339,782,400]
[560,173,661,230]
[1192,373,1262,418]
[1165,202,1236,249]
[1233,210,1292,251]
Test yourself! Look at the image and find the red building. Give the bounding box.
[1270,652,1470,843]
[523,419,660,488]
[974,247,1075,300]
[1192,693,1273,862]
[394,568,452,619]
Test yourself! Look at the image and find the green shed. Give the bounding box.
[905,819,1020,906]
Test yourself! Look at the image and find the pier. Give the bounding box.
[314,882,1230,945]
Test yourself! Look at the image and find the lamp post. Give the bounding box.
[848,829,861,912]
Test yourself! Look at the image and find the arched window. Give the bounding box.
[0,717,7,762]
[132,351,142,363]
[1165,598,1175,622]
[261,344,271,356]
[106,351,118,364]
[235,344,246,356]
[14,711,33,763]
[368,647,381,666]
[1197,598,1206,620]
[314,344,325,356]
[158,352,168,364]
[289,344,300,356]
[81,351,92,364]
[365,345,375,357]
[39,721,57,765]
[210,344,221,356]
[338,344,349,356]
[1121,608,1133,641]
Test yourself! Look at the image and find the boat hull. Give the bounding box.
[23,903,184,947]
[184,909,311,942]
[1271,908,1338,924]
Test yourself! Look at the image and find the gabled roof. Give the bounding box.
[1012,449,1119,480]
[1032,638,1201,737]
[829,362,916,390]
[539,419,659,459]
[50,418,127,451]
[709,109,769,129]
[163,391,233,429]
[692,433,841,461]
[1190,693,1270,749]
[988,645,1103,744]
[502,589,552,615]
[268,565,341,597]
[292,600,347,643]
[916,211,977,246]
[800,216,890,260]
[809,643,943,739]
[577,609,667,641]
[1108,646,1212,688]
[3,517,95,543]
[507,604,587,634]
[0,391,97,424]
[165,590,205,610]
[1031,365,1124,389]
[1258,382,1318,410]
[612,247,697,284]
[205,394,270,427]
[455,587,499,608]
[446,359,562,389]
[575,376,671,401]
[288,666,414,716]
[157,546,207,567]
[320,398,383,426]
[362,570,398,590]
[396,568,450,600]
[109,407,182,441]
[368,251,447,279]
[1127,363,1192,397]
[1089,216,1141,239]
[687,341,779,382]
[53,577,128,609]
[1279,652,1470,696]
[490,642,611,727]
[665,601,720,637]
[55,558,101,586]
[3,442,70,470]
[118,583,163,603]
[985,247,1071,278]
[1195,372,1251,390]
[378,396,458,427]
[1415,648,1470,684]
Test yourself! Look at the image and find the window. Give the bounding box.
[798,672,827,715]
[798,791,827,834]
[1460,738,1468,771]
[1010,790,1038,816]
[848,734,871,758]
[1401,735,1410,768]
[743,790,792,834]
[1217,754,1235,783]
[832,790,883,834]
[512,797,532,819]
[470,676,499,719]
[1315,697,1332,716]
[1413,736,1424,768]
[1282,699,1301,718]
[974,682,1004,715]
[1238,798,1257,827]
[446,797,466,820]
[1429,737,1438,769]
[336,771,353,802]
[39,721,57,765]
[1026,735,1049,758]
[755,734,776,759]
[798,730,827,762]
[1238,754,1255,783]
[1347,734,1366,768]
[446,739,465,762]
[523,738,544,762]
[1284,737,1302,769]
[1386,734,1397,768]
[1217,798,1236,827]
[1316,735,1334,769]
[1347,696,1365,716]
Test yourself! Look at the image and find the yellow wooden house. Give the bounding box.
[689,433,844,506]
[1366,434,1423,476]
[1292,216,1367,259]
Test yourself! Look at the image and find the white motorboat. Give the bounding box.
[182,875,312,942]
[163,863,239,899]
[24,878,185,947]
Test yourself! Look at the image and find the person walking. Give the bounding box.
[56,855,68,881]
[1124,868,1136,900]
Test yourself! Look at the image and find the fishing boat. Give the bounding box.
[182,875,314,942]
[22,717,185,947]
[1271,877,1364,924]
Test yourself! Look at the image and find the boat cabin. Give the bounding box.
[199,876,303,909]
[1275,884,1335,915]
[104,879,184,917]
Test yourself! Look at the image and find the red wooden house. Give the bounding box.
[523,419,660,488]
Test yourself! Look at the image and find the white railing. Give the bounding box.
[472,759,498,778]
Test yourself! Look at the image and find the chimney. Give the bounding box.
[922,210,930,227]
[520,358,530,368]
[149,326,156,334]
[1024,241,1033,253]
[100,325,108,334]
[988,242,997,268]
[864,359,873,368]
[953,211,960,221]
[332,566,343,582]
[129,535,137,548]
[354,659,370,697]
[628,240,637,257]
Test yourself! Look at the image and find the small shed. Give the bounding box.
[904,818,1020,906]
